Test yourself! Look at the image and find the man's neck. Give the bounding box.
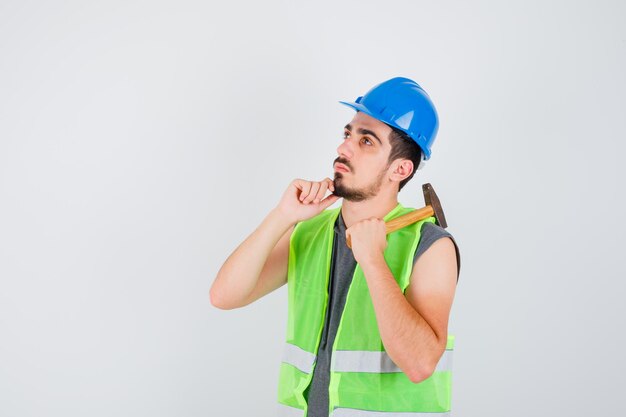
[340,196,400,229]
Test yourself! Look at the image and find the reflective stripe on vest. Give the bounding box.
[331,348,453,373]
[282,342,316,374]
[331,409,451,417]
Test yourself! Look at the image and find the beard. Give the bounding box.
[332,167,387,202]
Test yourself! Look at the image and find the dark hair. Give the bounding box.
[386,125,423,192]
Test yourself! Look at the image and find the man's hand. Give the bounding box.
[345,217,388,264]
[275,178,341,225]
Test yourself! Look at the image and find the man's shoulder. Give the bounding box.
[416,222,461,281]
[420,221,451,237]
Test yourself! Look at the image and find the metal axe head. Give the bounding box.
[422,183,448,229]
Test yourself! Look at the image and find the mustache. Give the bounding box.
[334,158,352,170]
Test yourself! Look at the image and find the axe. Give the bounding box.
[346,183,448,249]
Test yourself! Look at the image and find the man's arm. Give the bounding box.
[210,178,339,310]
[210,208,294,310]
[359,237,458,383]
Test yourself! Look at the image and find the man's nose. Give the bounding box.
[337,139,354,160]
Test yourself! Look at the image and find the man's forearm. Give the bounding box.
[359,254,441,382]
[210,208,294,309]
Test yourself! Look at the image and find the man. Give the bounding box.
[210,77,460,416]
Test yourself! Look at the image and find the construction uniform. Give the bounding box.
[277,203,461,416]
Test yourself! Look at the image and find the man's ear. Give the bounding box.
[392,159,415,182]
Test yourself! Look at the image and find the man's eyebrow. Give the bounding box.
[344,123,383,145]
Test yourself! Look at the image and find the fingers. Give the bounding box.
[316,178,335,203]
[314,182,329,203]
[309,181,328,204]
[302,182,321,204]
[314,178,336,204]
[297,178,336,205]
[325,177,335,193]
[295,179,311,201]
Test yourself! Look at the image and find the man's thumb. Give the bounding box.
[320,193,340,209]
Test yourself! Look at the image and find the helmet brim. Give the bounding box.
[338,100,380,123]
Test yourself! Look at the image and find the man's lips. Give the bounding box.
[335,163,350,173]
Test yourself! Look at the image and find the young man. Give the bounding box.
[211,77,461,417]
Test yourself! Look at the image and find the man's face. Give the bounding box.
[333,111,394,202]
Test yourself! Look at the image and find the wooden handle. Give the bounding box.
[346,205,434,249]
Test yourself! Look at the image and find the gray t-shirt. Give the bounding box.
[303,212,461,416]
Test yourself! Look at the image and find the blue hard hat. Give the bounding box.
[339,77,439,160]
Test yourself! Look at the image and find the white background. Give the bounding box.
[1,1,625,416]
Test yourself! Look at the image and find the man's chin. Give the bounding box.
[333,186,367,202]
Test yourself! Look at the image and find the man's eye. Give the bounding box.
[343,132,349,139]
[362,138,373,145]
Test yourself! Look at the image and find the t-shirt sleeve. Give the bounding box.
[412,222,461,282]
